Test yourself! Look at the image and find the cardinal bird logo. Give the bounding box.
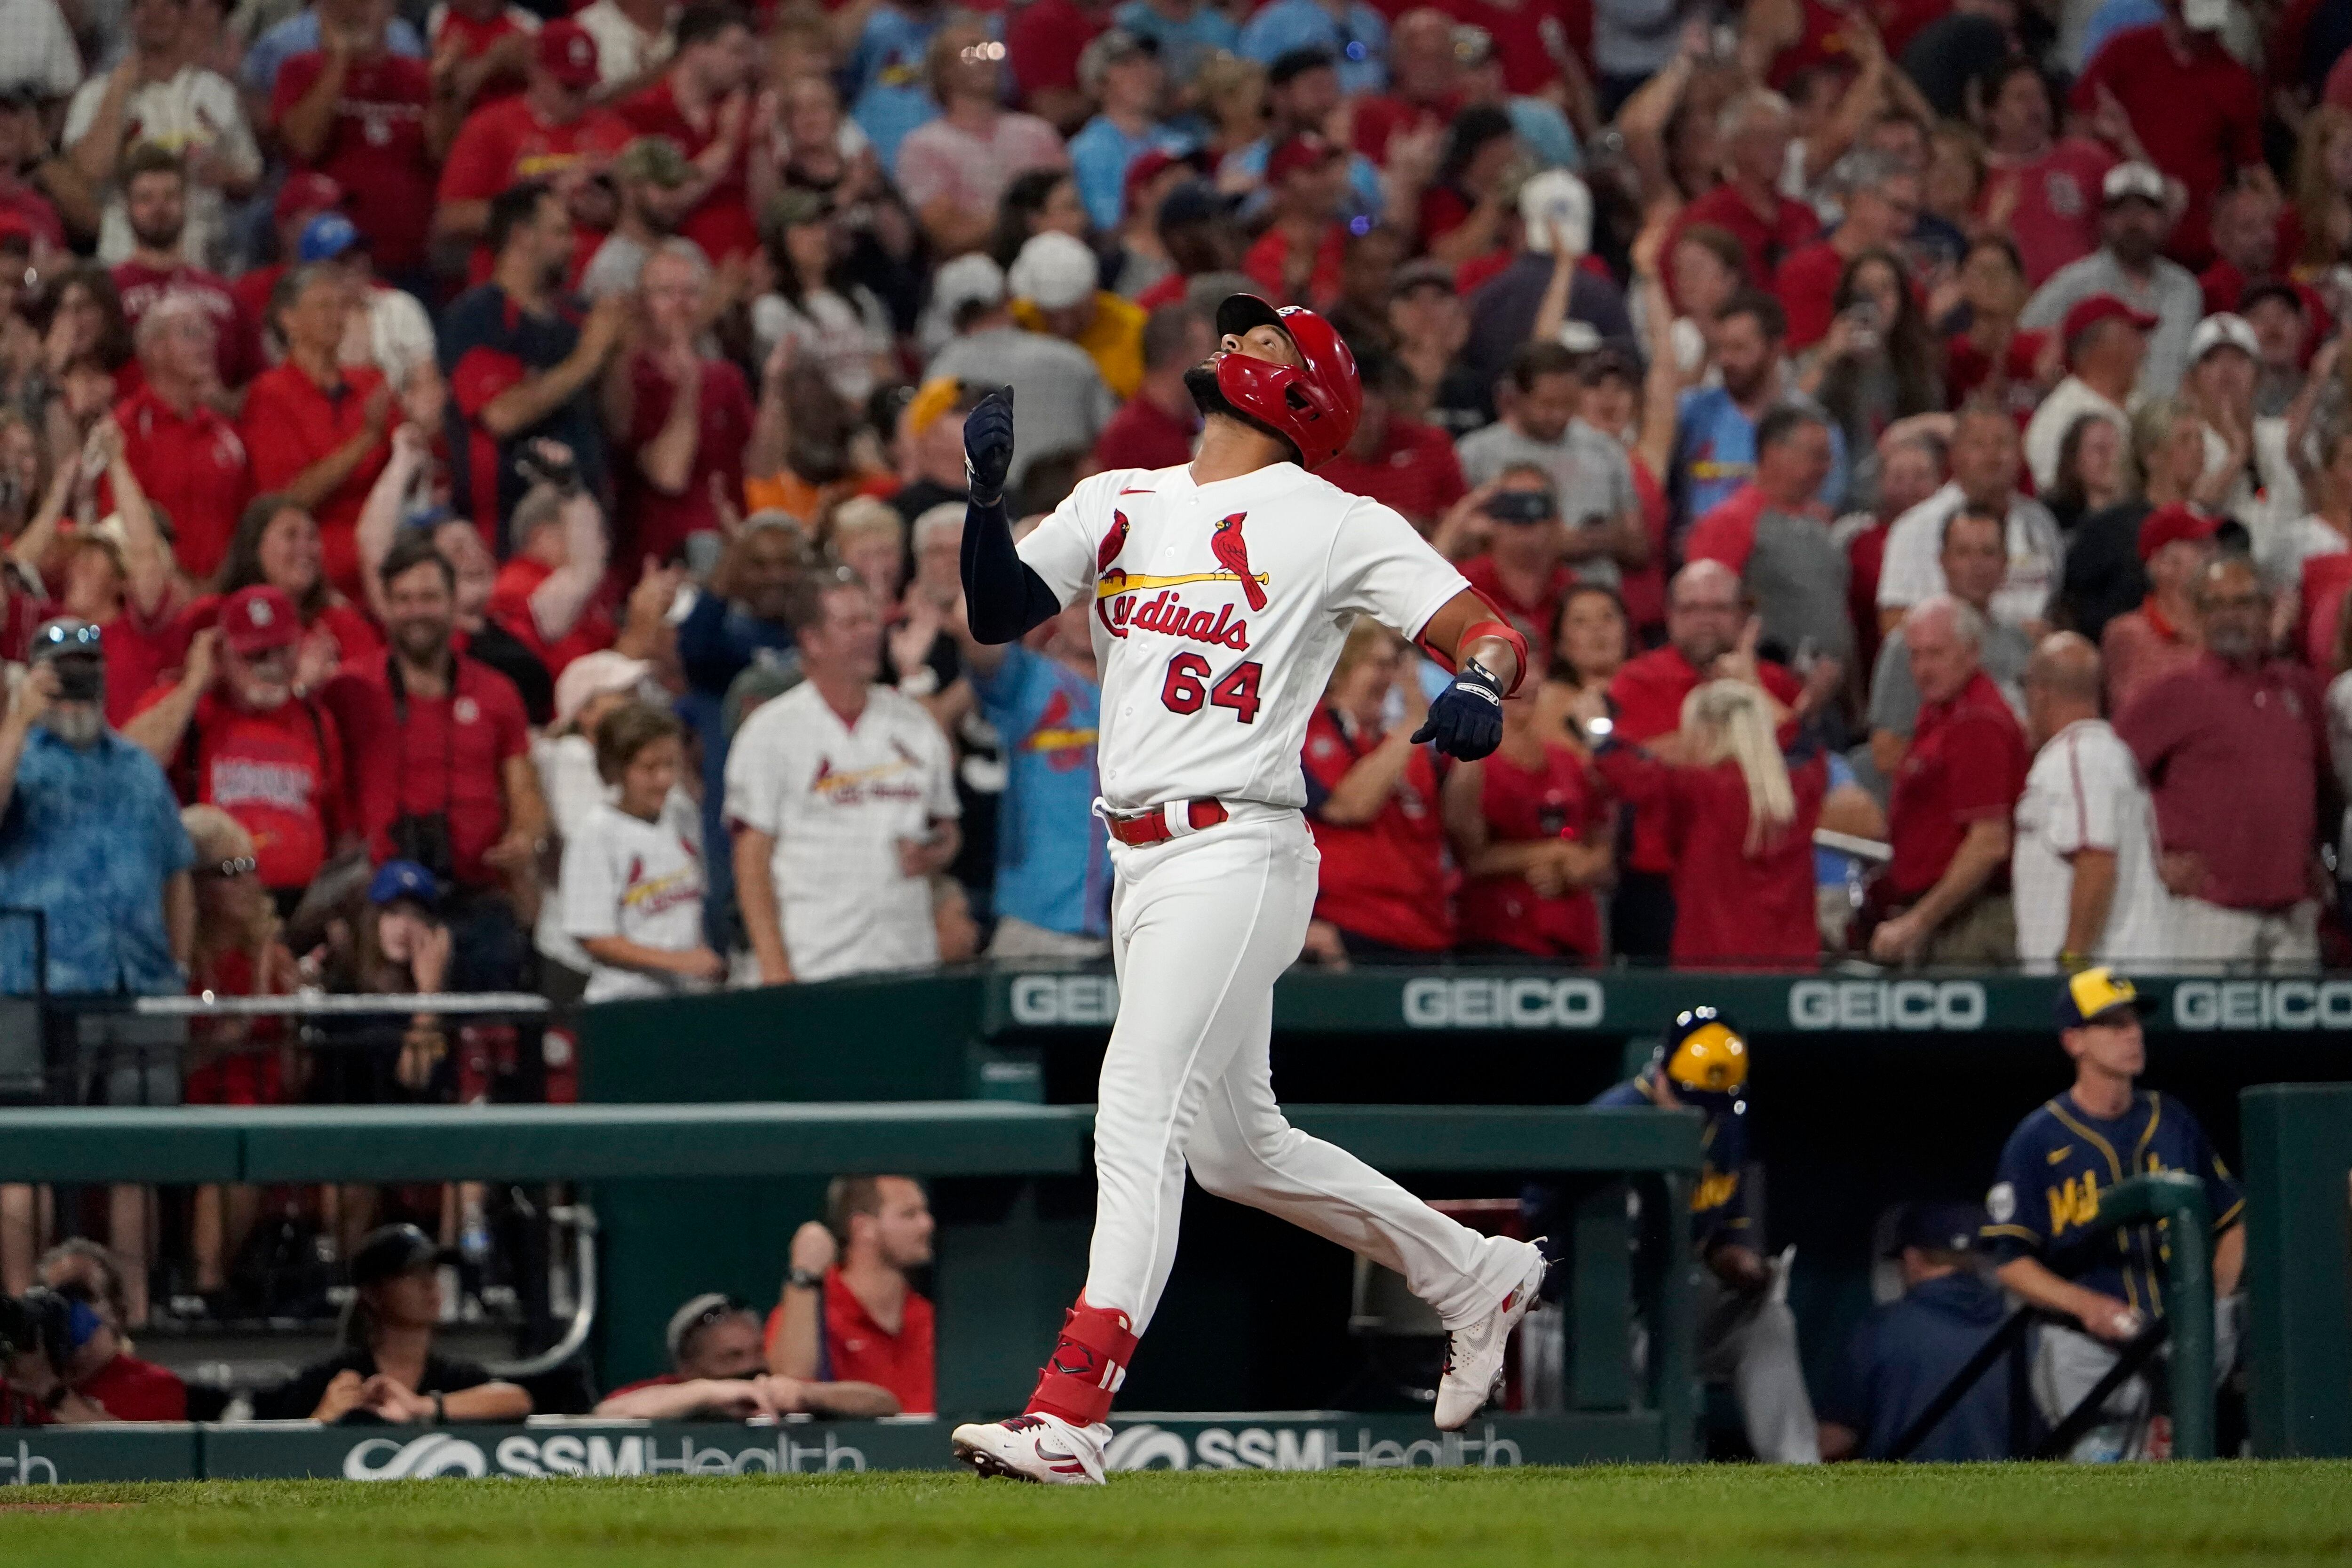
[1210,513,1267,611]
[1097,511,1130,575]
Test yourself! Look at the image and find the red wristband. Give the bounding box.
[1458,617,1529,696]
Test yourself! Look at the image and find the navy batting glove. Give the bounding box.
[963,388,1016,505]
[1413,658,1505,760]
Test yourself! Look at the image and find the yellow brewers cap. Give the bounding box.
[2057,967,2150,1029]
[1664,1009,1748,1094]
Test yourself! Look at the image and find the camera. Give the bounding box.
[52,656,105,704]
[0,1289,74,1377]
[1483,491,1557,525]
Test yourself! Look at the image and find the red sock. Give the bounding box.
[1024,1297,1138,1427]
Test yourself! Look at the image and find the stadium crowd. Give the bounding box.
[0,0,2339,1325]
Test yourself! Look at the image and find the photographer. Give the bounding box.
[1437,465,1577,648]
[3,1249,187,1424]
[255,1224,530,1424]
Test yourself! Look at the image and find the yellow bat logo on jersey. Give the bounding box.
[1093,569,1270,600]
[1092,511,1267,652]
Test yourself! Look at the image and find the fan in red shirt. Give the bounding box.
[127,587,350,908]
[1004,0,1107,130]
[111,295,254,585]
[1591,679,1826,967]
[271,25,439,284]
[431,0,540,112]
[1445,684,1610,958]
[1977,60,2114,287]
[620,3,764,264]
[437,21,635,285]
[1868,595,2030,965]
[1301,623,1456,963]
[1314,344,1467,532]
[178,805,301,1140]
[230,173,343,331]
[1943,235,2049,428]
[1458,470,1577,652]
[1352,8,1463,165]
[1444,0,1589,97]
[1089,301,1210,474]
[2070,7,2263,270]
[765,1177,938,1416]
[0,1258,187,1425]
[188,496,384,701]
[1772,153,1921,350]
[24,429,188,726]
[486,454,622,681]
[1664,90,1821,299]
[1243,132,1351,309]
[1605,560,1807,957]
[110,146,259,396]
[239,266,393,601]
[614,245,753,562]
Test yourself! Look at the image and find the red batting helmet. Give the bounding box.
[1212,295,1361,470]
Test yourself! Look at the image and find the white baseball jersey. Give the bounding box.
[561,797,712,1004]
[1017,462,1470,812]
[2011,717,2177,972]
[723,680,959,982]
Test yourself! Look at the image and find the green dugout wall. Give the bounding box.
[576,966,2352,1421]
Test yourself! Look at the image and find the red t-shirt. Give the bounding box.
[1885,668,2028,901]
[46,592,187,728]
[1441,0,1589,93]
[787,1266,935,1416]
[0,180,64,248]
[239,361,392,601]
[1943,329,2046,426]
[186,942,294,1106]
[1766,0,1868,88]
[1457,738,1605,957]
[341,652,531,889]
[620,352,755,561]
[115,385,254,582]
[1302,707,1455,952]
[21,1353,189,1424]
[1772,240,1849,352]
[438,96,634,281]
[1005,0,1105,104]
[111,260,257,391]
[1980,139,2113,287]
[1314,415,1467,530]
[1132,271,1190,311]
[1846,517,1888,674]
[486,555,616,680]
[621,77,759,263]
[1684,482,1773,573]
[434,7,532,105]
[137,685,346,891]
[1607,645,1803,874]
[1242,223,1348,310]
[272,51,437,277]
[230,261,288,337]
[1351,92,1459,165]
[1593,745,1824,966]
[2072,26,2261,269]
[1091,393,1198,474]
[1617,454,1670,637]
[183,591,383,671]
[1665,183,1820,299]
[1460,555,1573,649]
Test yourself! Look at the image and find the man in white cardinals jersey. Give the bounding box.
[949,294,1557,1484]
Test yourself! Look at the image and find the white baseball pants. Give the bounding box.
[1083,804,1536,1335]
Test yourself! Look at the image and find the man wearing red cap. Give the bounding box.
[123,586,350,909]
[271,4,441,287]
[437,20,634,285]
[947,296,1554,1483]
[2019,161,2201,395]
[2100,503,2217,711]
[2023,293,2153,493]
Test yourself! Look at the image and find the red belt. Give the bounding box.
[1103,798,1230,847]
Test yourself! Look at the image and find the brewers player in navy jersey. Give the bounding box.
[1581,1008,1820,1462]
[1981,968,2245,1460]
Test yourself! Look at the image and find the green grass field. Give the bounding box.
[4,1462,2350,1567]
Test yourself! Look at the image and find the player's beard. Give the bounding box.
[1185,363,1301,464]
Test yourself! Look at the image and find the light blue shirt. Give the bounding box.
[1237,0,1388,96]
[1068,116,1191,231]
[1111,0,1240,86]
[2076,0,2160,69]
[0,727,193,996]
[1670,384,1848,536]
[242,12,426,96]
[848,3,949,175]
[972,645,1111,939]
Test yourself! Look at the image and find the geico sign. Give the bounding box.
[1104,1422,1523,1471]
[2170,980,2352,1031]
[1401,978,1606,1029]
[1008,974,1121,1027]
[1787,980,1987,1031]
[342,1430,868,1480]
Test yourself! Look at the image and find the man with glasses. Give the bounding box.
[124,585,350,920]
[596,1292,899,1418]
[0,617,196,1325]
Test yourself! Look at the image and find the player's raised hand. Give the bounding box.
[1412,658,1505,761]
[963,388,1016,505]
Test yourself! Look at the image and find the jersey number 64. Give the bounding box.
[1160,652,1263,724]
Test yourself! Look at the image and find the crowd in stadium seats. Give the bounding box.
[0,0,2341,1308]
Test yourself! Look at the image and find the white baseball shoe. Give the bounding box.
[1433,1242,1552,1431]
[951,1413,1111,1484]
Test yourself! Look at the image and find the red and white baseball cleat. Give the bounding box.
[951,1413,1112,1484]
[1433,1242,1552,1431]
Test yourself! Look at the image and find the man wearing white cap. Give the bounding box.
[1009,230,1148,398]
[928,238,1115,493]
[2178,311,2301,551]
[2019,161,2202,396]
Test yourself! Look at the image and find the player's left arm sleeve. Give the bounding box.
[1980,1128,2050,1261]
[2184,1103,2246,1231]
[1323,498,1470,647]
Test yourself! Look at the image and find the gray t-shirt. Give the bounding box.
[2018,249,2203,398]
[927,326,1118,487]
[1868,620,2033,740]
[1455,418,1637,587]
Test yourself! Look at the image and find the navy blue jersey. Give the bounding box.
[1593,1074,1752,1251]
[1820,1271,2016,1461]
[1981,1090,2243,1316]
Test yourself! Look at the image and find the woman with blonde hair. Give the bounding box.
[1589,679,1826,966]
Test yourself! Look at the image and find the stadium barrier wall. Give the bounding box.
[2240,1083,2352,1458]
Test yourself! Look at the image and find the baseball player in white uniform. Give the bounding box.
[949,296,1555,1484]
